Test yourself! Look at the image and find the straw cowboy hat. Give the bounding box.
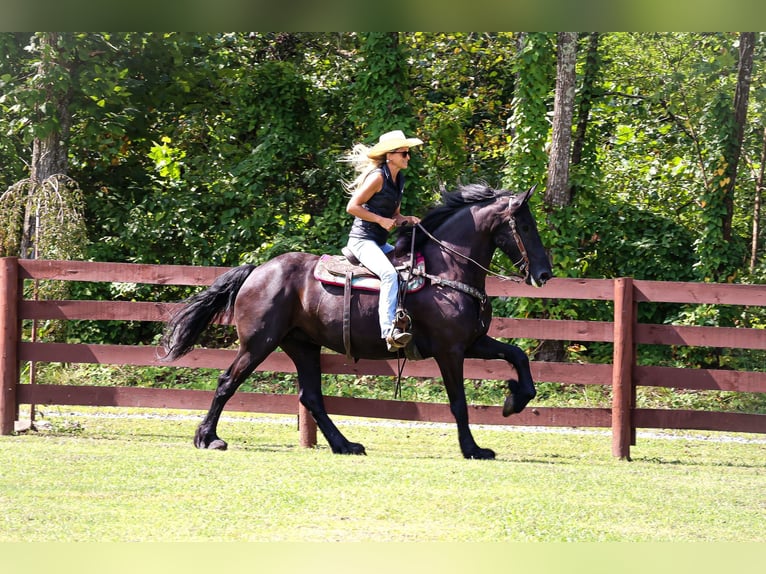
[367,130,424,158]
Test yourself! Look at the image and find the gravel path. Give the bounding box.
[29,408,766,445]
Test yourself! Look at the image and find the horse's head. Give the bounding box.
[400,182,552,287]
[494,185,553,287]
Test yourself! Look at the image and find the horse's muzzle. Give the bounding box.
[529,270,552,288]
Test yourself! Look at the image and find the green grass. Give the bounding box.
[1,406,764,542]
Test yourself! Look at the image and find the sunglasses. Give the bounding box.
[391,150,411,158]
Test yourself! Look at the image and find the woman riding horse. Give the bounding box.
[343,129,424,352]
[161,183,552,459]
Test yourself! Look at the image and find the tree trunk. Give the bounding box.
[545,32,578,208]
[540,33,578,362]
[751,126,765,272]
[21,32,73,258]
[570,33,601,201]
[722,32,755,241]
[30,32,71,181]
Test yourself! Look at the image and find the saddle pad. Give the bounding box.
[314,254,426,293]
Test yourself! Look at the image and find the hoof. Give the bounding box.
[503,378,533,416]
[204,439,228,450]
[465,447,496,460]
[195,428,228,450]
[502,394,515,417]
[333,442,366,455]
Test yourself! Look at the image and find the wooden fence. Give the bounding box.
[1,257,764,459]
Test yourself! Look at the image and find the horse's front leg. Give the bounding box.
[435,352,495,460]
[466,335,536,416]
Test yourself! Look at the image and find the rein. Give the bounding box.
[413,197,528,291]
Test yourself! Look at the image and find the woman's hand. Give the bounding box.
[380,217,398,231]
[396,215,420,227]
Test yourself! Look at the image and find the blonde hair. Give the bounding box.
[339,143,386,194]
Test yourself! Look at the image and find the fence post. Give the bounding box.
[612,277,634,460]
[0,257,20,435]
[298,401,317,448]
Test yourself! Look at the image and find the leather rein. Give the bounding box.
[408,196,528,303]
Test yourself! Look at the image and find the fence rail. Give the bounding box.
[1,257,764,459]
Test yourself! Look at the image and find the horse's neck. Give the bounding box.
[423,207,495,284]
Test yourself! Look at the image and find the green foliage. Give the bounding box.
[1,32,765,374]
[657,302,766,371]
[0,175,88,262]
[408,33,518,190]
[596,33,755,284]
[494,188,698,336]
[568,193,697,282]
[350,33,415,138]
[0,34,29,188]
[503,32,556,189]
[0,32,761,275]
[346,32,438,218]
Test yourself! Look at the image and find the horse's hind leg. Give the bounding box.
[195,347,260,450]
[281,336,366,455]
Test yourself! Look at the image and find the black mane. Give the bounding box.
[397,183,511,252]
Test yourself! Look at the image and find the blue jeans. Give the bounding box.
[346,237,398,338]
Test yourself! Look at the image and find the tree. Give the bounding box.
[29,33,71,181]
[350,33,415,139]
[545,32,578,208]
[0,33,86,262]
[750,127,766,272]
[725,32,756,240]
[345,32,431,218]
[0,33,32,190]
[535,32,578,362]
[406,33,519,189]
[695,32,755,282]
[2,32,765,290]
[570,32,602,199]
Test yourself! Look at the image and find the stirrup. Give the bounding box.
[386,327,412,352]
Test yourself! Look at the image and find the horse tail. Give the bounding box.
[160,264,256,361]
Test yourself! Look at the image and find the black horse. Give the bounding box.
[161,184,552,459]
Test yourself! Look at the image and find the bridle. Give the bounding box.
[507,199,531,280]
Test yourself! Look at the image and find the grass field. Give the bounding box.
[1,406,764,543]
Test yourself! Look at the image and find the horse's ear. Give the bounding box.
[510,184,536,211]
[522,184,537,202]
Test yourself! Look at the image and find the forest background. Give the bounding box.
[0,32,765,391]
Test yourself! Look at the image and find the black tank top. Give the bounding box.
[348,164,404,246]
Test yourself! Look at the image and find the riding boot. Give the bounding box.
[386,328,412,352]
